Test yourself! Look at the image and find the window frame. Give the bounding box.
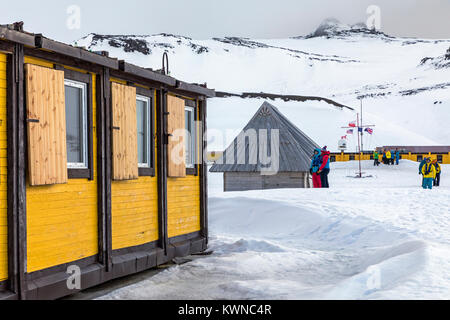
[136,94,151,168]
[57,66,94,180]
[65,79,88,169]
[184,99,198,176]
[135,86,156,177]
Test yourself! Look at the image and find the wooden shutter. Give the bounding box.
[25,64,68,186]
[167,95,186,178]
[111,82,138,181]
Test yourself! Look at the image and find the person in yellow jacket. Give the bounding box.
[386,150,392,165]
[432,159,441,187]
[421,158,436,189]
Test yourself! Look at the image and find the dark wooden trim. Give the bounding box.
[0,39,15,52]
[111,241,158,257]
[157,89,169,254]
[138,167,156,177]
[24,47,104,74]
[170,89,207,100]
[199,99,209,243]
[67,169,90,179]
[96,72,106,267]
[135,86,154,97]
[119,60,177,87]
[110,70,167,92]
[55,65,92,83]
[186,167,198,176]
[7,49,18,294]
[0,280,8,292]
[22,235,207,300]
[176,81,215,98]
[184,99,197,108]
[26,256,98,281]
[35,35,119,69]
[168,231,201,245]
[15,43,27,300]
[0,26,36,47]
[104,68,113,271]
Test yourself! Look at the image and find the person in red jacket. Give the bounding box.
[317,146,331,188]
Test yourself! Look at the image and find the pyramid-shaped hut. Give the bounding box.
[210,102,320,191]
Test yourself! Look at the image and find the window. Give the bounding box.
[137,95,151,168]
[185,106,196,169]
[65,79,88,169]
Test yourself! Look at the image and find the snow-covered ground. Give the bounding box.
[99,160,450,300]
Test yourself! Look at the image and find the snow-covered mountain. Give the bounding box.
[76,19,450,151]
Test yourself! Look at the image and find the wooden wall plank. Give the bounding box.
[167,95,186,178]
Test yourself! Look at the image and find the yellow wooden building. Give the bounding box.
[0,23,214,300]
[329,152,450,164]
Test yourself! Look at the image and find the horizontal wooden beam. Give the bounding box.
[119,61,177,87]
[176,81,215,98]
[35,35,119,70]
[0,26,35,47]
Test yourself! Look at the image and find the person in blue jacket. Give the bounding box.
[390,150,395,165]
[318,146,331,188]
[310,148,322,188]
[419,158,427,188]
[395,149,400,165]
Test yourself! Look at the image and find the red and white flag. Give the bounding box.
[348,121,356,128]
[346,129,354,134]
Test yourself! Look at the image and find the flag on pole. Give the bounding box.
[341,135,347,140]
[349,121,356,128]
[358,127,363,133]
[365,128,374,135]
[346,129,354,134]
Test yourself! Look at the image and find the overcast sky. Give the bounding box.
[2,0,450,43]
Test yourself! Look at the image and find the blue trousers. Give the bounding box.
[423,178,433,189]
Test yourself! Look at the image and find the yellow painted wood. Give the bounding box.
[25,64,68,186]
[111,90,159,250]
[26,63,99,273]
[24,56,54,69]
[0,54,7,281]
[330,152,450,164]
[167,95,186,178]
[167,100,201,239]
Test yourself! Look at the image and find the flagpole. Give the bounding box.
[356,113,362,178]
[360,98,364,153]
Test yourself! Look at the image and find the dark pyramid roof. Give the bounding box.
[210,101,320,173]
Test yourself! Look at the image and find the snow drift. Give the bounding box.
[99,161,450,300]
